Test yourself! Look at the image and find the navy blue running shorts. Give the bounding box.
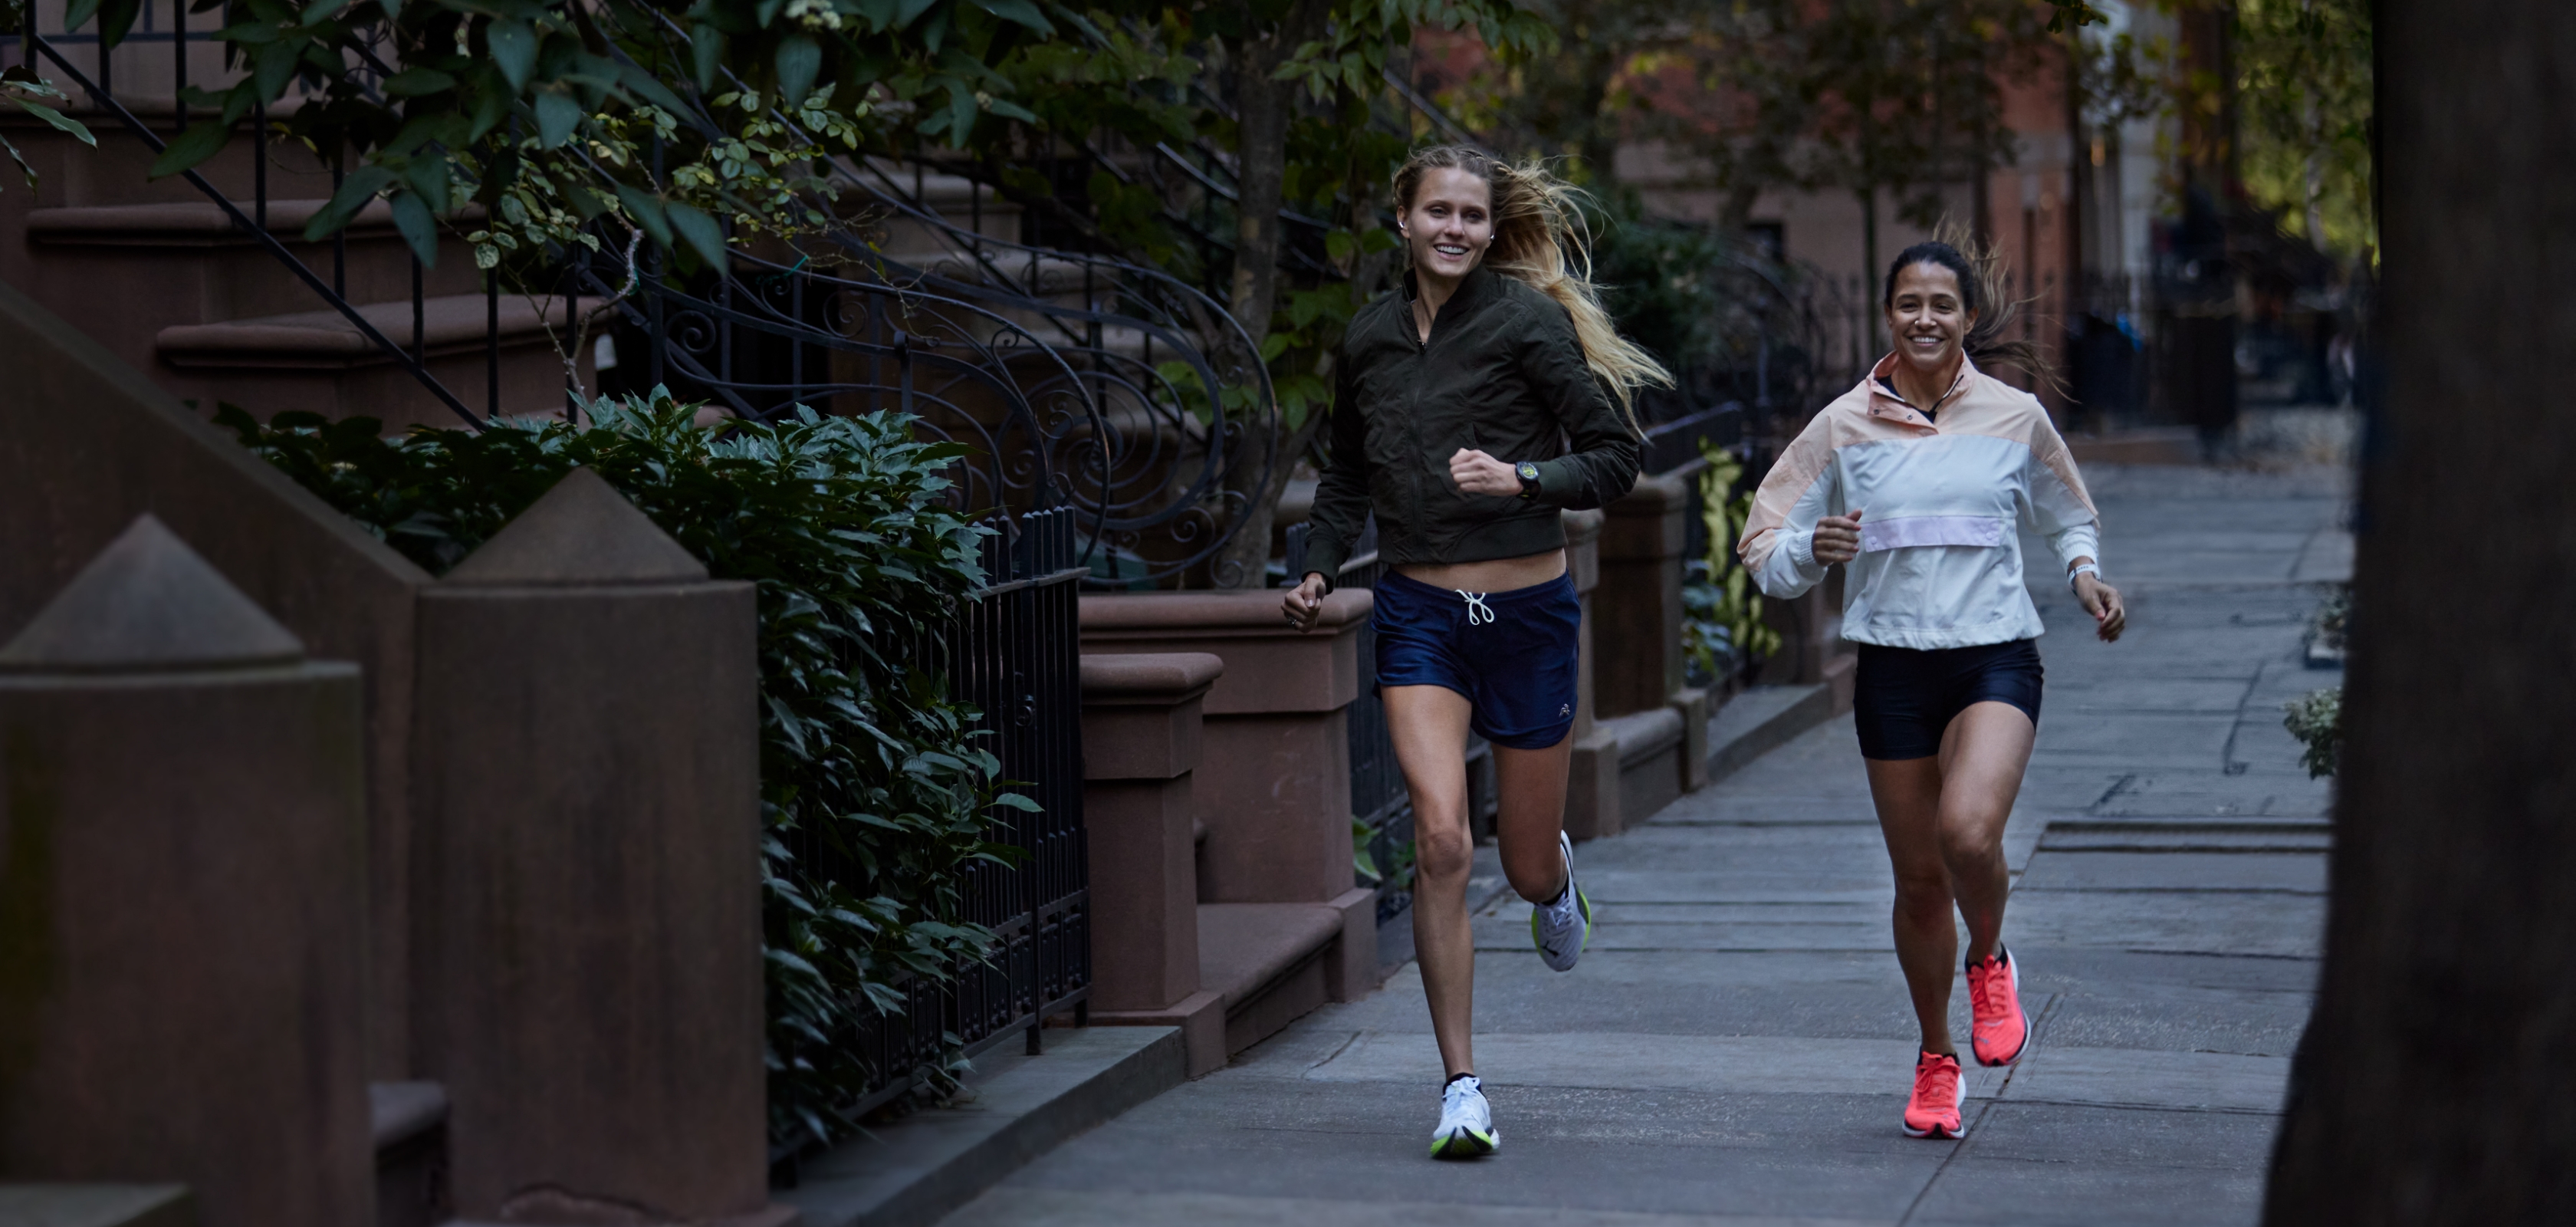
[1853,639,2045,761]
[1372,569,1582,750]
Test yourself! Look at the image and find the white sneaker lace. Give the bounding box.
[1444,1075,1481,1114]
[1457,590,1494,625]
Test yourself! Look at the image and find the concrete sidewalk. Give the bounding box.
[944,462,2351,1227]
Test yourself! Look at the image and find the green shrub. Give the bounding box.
[2284,687,2343,779]
[218,390,1014,1149]
[1684,438,1783,686]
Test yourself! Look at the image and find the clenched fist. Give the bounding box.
[1450,448,1522,496]
[1812,509,1864,565]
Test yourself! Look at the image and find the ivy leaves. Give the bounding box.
[119,0,1053,273]
[0,64,97,192]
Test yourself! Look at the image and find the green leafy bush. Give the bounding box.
[218,390,1012,1149]
[1684,438,1783,686]
[2284,687,2343,779]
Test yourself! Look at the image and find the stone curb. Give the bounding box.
[777,1026,1184,1227]
[1703,682,1835,788]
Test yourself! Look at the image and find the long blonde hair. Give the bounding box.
[1393,146,1672,434]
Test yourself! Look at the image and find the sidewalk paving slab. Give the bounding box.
[939,462,2350,1227]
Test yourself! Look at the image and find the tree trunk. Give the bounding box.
[2263,5,2576,1222]
[1859,184,1880,356]
[1718,182,1763,238]
[1570,1,1623,186]
[1206,0,1326,589]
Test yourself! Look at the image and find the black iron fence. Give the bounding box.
[827,508,1090,1131]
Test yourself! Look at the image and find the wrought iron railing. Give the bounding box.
[5,5,1282,586]
[800,507,1089,1143]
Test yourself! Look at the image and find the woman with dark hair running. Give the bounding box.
[1282,146,1670,1159]
[1739,237,2125,1140]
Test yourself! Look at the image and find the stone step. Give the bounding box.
[0,1185,192,1227]
[1197,902,1346,1057]
[159,292,559,367]
[30,199,399,245]
[2039,818,2334,854]
[154,294,584,429]
[774,1027,1181,1227]
[1086,894,1375,1077]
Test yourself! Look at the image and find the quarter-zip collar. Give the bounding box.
[1401,264,1504,346]
[1865,350,1980,428]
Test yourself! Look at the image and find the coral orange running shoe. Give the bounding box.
[1902,1051,1966,1139]
[1966,946,2030,1067]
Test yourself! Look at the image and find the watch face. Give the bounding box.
[1517,462,1540,482]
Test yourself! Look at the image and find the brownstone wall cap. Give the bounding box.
[1081,652,1225,701]
[0,513,306,673]
[1079,588,1372,633]
[1608,469,1694,515]
[1562,507,1605,543]
[444,468,709,587]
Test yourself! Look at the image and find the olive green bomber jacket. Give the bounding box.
[1301,265,1643,586]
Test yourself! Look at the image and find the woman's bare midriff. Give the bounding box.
[1395,548,1567,594]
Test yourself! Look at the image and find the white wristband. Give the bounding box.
[2068,563,2101,592]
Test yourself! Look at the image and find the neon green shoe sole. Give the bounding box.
[1431,1127,1498,1160]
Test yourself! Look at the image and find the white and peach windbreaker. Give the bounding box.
[1738,355,2100,650]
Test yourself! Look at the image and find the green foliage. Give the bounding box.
[88,0,1553,423]
[216,390,1016,1149]
[1352,816,1416,895]
[2045,0,2111,34]
[0,45,98,192]
[129,0,1051,272]
[1440,0,2053,231]
[2307,586,2350,656]
[2283,687,2341,779]
[2236,0,2374,258]
[1683,438,1780,685]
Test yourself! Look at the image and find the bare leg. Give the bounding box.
[1937,702,2036,967]
[1493,732,1575,904]
[1388,685,1478,1079]
[1865,700,2039,1054]
[1866,754,1956,1054]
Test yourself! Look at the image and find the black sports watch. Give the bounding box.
[1515,461,1543,499]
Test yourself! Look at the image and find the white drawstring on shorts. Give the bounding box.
[1457,590,1494,625]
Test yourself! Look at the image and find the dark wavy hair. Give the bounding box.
[1881,229,2058,390]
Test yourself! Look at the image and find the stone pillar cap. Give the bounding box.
[445,467,708,586]
[1081,652,1225,702]
[1608,469,1695,514]
[0,513,304,673]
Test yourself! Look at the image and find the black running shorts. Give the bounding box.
[1853,639,2044,761]
[1372,569,1582,750]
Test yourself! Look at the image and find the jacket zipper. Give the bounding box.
[1404,296,1434,554]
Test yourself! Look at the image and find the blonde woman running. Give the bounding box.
[1740,238,2126,1140]
[1283,146,1669,1159]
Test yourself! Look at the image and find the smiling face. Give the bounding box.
[1884,261,1977,378]
[1399,166,1495,289]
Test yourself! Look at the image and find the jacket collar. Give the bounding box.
[1865,351,1980,426]
[1401,263,1504,331]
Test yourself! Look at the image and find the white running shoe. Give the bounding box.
[1431,1074,1498,1159]
[1529,831,1592,972]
